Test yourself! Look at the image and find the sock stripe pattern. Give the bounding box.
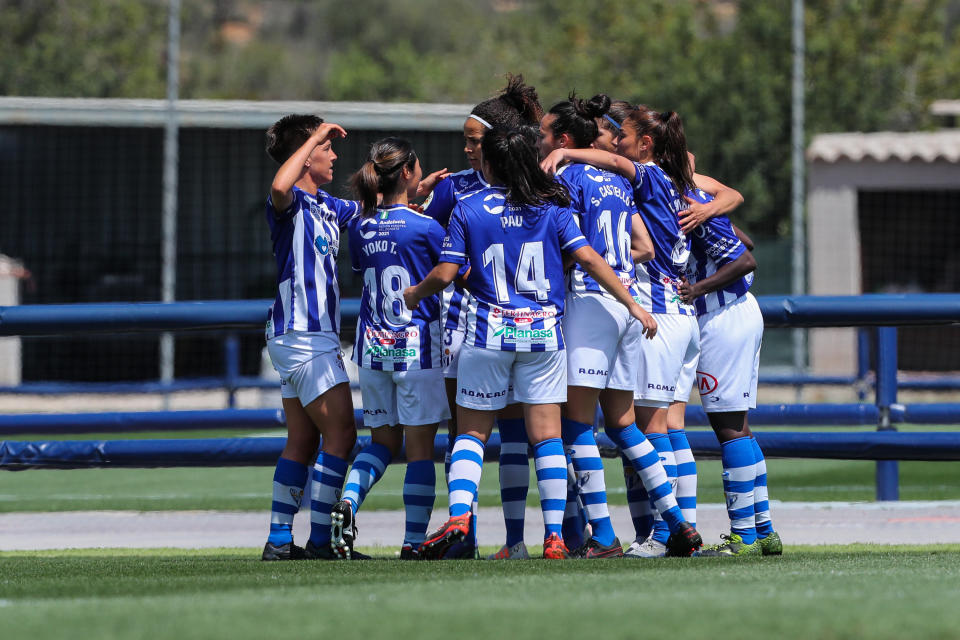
[621,453,653,542]
[562,419,615,546]
[309,452,348,546]
[669,429,698,528]
[402,460,436,547]
[647,433,677,544]
[268,457,308,545]
[448,435,485,518]
[751,436,774,536]
[533,438,568,539]
[498,418,530,547]
[721,436,757,543]
[342,442,392,513]
[607,425,684,532]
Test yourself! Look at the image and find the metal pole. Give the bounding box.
[160,0,181,403]
[875,327,899,501]
[791,0,807,399]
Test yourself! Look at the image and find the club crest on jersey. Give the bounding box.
[314,235,330,255]
[671,235,690,266]
[696,371,719,394]
[483,193,506,215]
[359,218,378,240]
[583,165,606,183]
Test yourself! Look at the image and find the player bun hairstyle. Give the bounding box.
[350,137,418,218]
[481,126,570,209]
[597,99,635,137]
[547,92,611,148]
[624,106,696,196]
[471,73,544,129]
[265,114,324,164]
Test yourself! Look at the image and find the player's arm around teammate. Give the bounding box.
[261,115,358,561]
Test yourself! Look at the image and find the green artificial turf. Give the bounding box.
[1,546,959,640]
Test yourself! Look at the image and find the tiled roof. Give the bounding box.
[807,130,960,163]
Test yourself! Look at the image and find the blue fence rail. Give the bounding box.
[1,294,960,501]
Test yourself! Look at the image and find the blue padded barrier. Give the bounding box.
[6,431,960,470]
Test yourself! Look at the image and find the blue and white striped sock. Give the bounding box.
[267,457,308,546]
[607,424,685,533]
[444,431,454,490]
[669,429,698,528]
[402,460,436,548]
[721,437,757,544]
[533,438,567,540]
[308,452,347,546]
[563,419,616,546]
[448,435,484,517]
[561,471,586,550]
[751,437,774,537]
[621,454,653,542]
[498,418,529,547]
[647,433,677,544]
[342,442,392,514]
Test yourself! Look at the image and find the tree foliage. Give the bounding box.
[3,0,959,236]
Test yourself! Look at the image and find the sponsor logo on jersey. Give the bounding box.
[493,326,556,342]
[490,307,557,319]
[364,345,418,359]
[358,218,378,240]
[365,328,420,340]
[314,235,330,256]
[697,371,719,395]
[482,193,506,214]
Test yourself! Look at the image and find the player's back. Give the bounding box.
[348,205,445,371]
[442,187,588,351]
[627,161,694,315]
[556,162,637,297]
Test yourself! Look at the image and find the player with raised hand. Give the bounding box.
[321,138,450,560]
[260,115,359,561]
[541,107,726,558]
[677,175,781,557]
[422,74,544,560]
[404,127,654,560]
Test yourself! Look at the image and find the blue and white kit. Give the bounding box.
[682,188,762,412]
[625,162,699,407]
[440,186,589,409]
[555,163,644,391]
[265,186,358,404]
[348,204,450,426]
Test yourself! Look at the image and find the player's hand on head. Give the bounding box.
[402,286,420,311]
[316,123,348,141]
[417,168,450,198]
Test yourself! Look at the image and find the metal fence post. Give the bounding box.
[224,333,240,409]
[875,326,899,500]
[856,328,871,401]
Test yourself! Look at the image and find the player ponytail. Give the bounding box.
[624,106,695,196]
[350,137,418,218]
[547,92,611,148]
[471,73,544,130]
[481,126,570,209]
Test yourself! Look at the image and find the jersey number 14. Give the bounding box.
[482,241,549,304]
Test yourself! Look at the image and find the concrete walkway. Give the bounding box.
[3,502,960,551]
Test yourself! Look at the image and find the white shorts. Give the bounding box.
[358,366,451,427]
[267,331,349,406]
[634,313,700,408]
[697,292,763,412]
[456,344,566,410]
[564,292,642,391]
[674,347,700,403]
[442,328,466,379]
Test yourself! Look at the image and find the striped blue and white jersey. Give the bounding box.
[556,163,638,299]
[348,205,445,371]
[265,186,359,339]
[683,188,753,316]
[422,168,490,332]
[440,186,589,352]
[627,161,695,316]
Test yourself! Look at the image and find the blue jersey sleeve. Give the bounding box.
[426,219,446,264]
[316,191,360,228]
[422,177,457,228]
[555,206,589,253]
[440,205,468,265]
[698,216,745,268]
[629,161,654,203]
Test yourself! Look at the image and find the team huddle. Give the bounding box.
[261,75,781,561]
